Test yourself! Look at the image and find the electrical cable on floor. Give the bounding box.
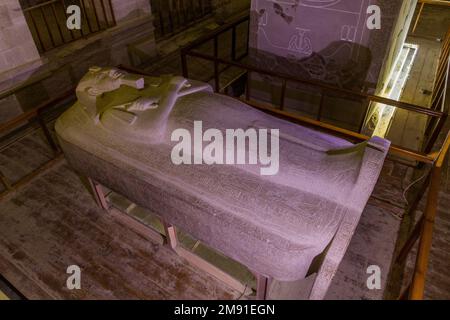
[236,283,248,300]
[402,170,430,207]
[384,207,404,221]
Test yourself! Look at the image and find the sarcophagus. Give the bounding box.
[55,67,390,299]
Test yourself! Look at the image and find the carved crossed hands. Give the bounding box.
[113,76,191,113]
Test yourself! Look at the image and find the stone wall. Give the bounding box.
[249,0,409,90]
[0,0,42,123]
[0,0,41,75]
[111,0,152,24]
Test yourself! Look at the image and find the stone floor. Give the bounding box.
[0,128,406,300]
[0,157,239,299]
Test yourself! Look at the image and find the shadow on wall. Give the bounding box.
[248,42,372,131]
[250,40,372,91]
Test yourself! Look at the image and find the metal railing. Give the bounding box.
[423,28,450,154]
[412,0,450,34]
[22,0,116,54]
[181,13,448,155]
[0,87,76,200]
[150,0,213,39]
[180,13,450,300]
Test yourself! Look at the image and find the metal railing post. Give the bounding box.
[181,49,189,78]
[409,165,442,299]
[214,36,220,92]
[36,111,59,153]
[231,26,237,61]
[280,79,287,111]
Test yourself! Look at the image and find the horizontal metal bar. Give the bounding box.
[0,87,76,134]
[185,50,445,118]
[22,0,60,12]
[436,131,450,168]
[0,273,27,300]
[419,0,450,7]
[0,154,63,202]
[117,63,439,164]
[238,97,437,164]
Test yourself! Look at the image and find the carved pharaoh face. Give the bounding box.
[76,66,127,118]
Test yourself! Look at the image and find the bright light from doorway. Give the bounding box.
[373,44,419,138]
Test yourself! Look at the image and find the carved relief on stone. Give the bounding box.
[75,66,212,142]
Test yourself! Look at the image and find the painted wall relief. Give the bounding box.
[250,0,403,90]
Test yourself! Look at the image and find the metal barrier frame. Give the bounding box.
[22,0,116,53]
[179,13,450,300]
[412,0,450,35]
[0,87,75,200]
[181,13,448,154]
[150,0,213,39]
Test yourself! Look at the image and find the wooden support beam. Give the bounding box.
[87,179,109,211]
[418,0,450,7]
[409,165,442,300]
[163,222,178,250]
[161,220,251,297]
[177,246,250,296]
[88,187,252,298]
[109,207,165,245]
[255,274,269,300]
[412,2,425,34]
[409,132,450,299]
